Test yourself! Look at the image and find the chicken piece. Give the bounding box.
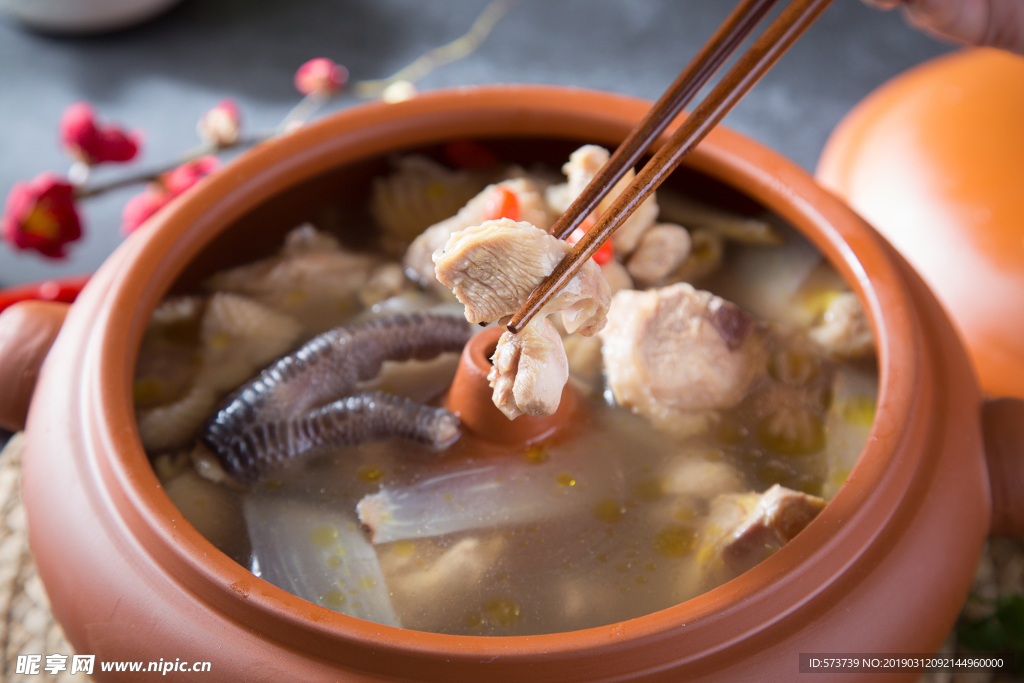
[403,178,552,295]
[207,225,380,335]
[433,219,561,322]
[358,262,411,307]
[809,292,875,359]
[489,319,569,419]
[563,333,604,394]
[663,452,744,499]
[600,259,634,296]
[433,218,610,335]
[197,292,303,393]
[136,293,303,452]
[280,222,344,255]
[162,468,247,559]
[644,450,745,531]
[696,484,825,579]
[137,385,219,452]
[133,296,205,410]
[600,283,765,438]
[545,145,659,256]
[666,228,724,285]
[626,223,692,288]
[378,536,505,632]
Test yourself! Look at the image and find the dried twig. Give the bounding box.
[352,0,515,99]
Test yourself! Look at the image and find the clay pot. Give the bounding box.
[1,86,1021,682]
[816,48,1024,401]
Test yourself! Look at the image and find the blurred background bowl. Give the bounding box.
[0,0,181,33]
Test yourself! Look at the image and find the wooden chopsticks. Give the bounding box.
[507,0,834,334]
[547,0,778,241]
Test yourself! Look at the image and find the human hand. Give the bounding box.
[862,0,1024,55]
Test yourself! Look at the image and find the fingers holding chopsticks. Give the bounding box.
[862,0,1024,55]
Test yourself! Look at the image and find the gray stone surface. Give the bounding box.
[0,0,952,287]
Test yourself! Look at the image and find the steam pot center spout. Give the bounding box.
[445,325,578,446]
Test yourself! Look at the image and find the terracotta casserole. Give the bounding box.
[1,86,1022,682]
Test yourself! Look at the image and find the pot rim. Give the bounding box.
[84,85,920,665]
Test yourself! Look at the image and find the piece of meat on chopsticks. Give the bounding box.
[404,178,552,297]
[433,218,610,418]
[489,318,568,419]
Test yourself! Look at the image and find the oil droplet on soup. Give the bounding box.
[390,540,416,557]
[593,499,625,524]
[524,444,548,464]
[632,478,664,501]
[483,597,521,628]
[358,464,384,483]
[323,589,346,608]
[309,525,339,548]
[654,525,698,558]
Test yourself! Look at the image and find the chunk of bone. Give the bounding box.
[626,223,692,288]
[697,484,825,578]
[600,283,765,438]
[404,178,552,295]
[207,225,381,335]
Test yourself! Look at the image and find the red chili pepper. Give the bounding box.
[0,273,90,314]
[565,217,614,266]
[482,186,520,222]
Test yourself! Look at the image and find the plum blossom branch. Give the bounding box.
[1,0,513,260]
[73,133,274,200]
[352,0,515,101]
